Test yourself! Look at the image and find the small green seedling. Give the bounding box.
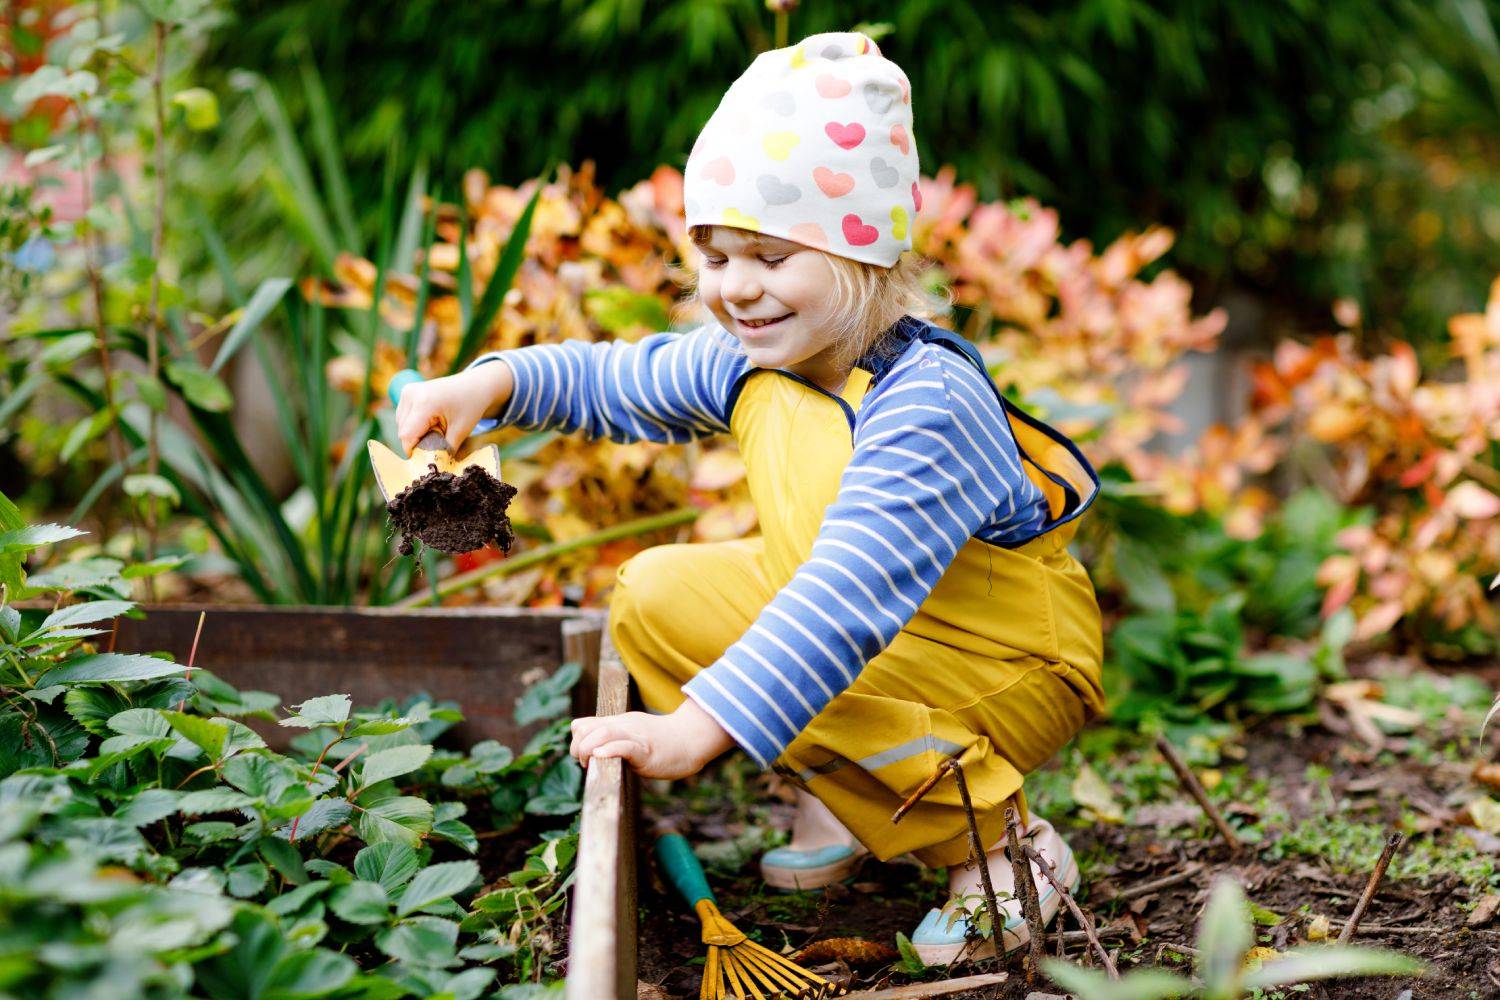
[1043,875,1422,1000]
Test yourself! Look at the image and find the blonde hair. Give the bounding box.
[672,225,952,369]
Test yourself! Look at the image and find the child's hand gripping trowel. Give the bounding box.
[368,369,518,557]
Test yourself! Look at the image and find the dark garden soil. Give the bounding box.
[386,464,518,556]
[632,659,1500,999]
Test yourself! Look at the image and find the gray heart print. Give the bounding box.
[863,80,896,115]
[756,175,802,206]
[762,90,796,117]
[870,157,900,189]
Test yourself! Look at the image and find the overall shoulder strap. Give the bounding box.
[916,324,1101,529]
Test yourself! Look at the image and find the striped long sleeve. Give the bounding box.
[467,323,748,443]
[679,346,1049,768]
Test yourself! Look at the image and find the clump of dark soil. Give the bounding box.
[386,464,518,556]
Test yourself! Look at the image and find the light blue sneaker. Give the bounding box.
[759,789,871,891]
[759,840,870,891]
[909,817,1079,966]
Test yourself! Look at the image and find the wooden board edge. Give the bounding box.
[565,626,638,1000]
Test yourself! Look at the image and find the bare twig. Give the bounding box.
[1101,862,1205,903]
[1338,832,1404,944]
[891,760,949,824]
[1155,735,1239,852]
[1024,843,1118,980]
[1005,806,1046,982]
[891,757,1015,972]
[175,610,205,711]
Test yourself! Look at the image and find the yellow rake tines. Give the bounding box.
[656,832,844,1000]
[694,899,844,1000]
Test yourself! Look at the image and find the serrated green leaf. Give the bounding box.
[179,788,257,815]
[227,860,270,898]
[160,710,227,760]
[37,653,180,686]
[358,796,433,848]
[330,880,389,925]
[37,599,135,633]
[397,861,479,916]
[513,661,581,725]
[376,916,459,968]
[0,523,86,553]
[354,842,420,894]
[359,744,433,788]
[279,694,352,729]
[349,717,412,737]
[281,797,351,840]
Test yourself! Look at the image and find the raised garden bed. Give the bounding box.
[111,604,602,748]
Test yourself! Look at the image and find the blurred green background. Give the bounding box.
[190,0,1500,345]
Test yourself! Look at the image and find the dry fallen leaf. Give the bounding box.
[1306,913,1332,941]
[1467,893,1500,928]
[1473,762,1500,794]
[1071,761,1125,824]
[1460,797,1500,834]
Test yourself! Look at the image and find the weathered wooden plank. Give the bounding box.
[111,604,580,747]
[566,628,639,1000]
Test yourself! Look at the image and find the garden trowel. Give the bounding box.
[369,368,516,556]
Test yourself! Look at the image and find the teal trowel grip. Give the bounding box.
[387,367,499,434]
[655,833,715,908]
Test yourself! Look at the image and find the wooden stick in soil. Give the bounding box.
[890,758,1014,975]
[1337,831,1404,944]
[1004,806,1047,983]
[1155,735,1239,852]
[1023,843,1118,980]
[1101,862,1204,903]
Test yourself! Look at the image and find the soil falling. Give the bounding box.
[385,464,519,556]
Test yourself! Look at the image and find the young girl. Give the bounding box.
[396,31,1104,964]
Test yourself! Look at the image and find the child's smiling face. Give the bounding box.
[695,226,848,390]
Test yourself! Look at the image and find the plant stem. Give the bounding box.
[395,507,700,607]
[176,610,205,711]
[73,101,143,563]
[289,731,344,842]
[142,18,168,599]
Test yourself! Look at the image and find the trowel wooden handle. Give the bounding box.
[416,427,450,453]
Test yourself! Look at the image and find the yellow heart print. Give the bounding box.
[890,205,909,240]
[762,131,801,162]
[722,207,761,230]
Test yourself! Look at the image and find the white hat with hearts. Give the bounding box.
[683,31,921,268]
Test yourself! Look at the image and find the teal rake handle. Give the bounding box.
[655,832,716,908]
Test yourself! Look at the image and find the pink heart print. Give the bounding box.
[788,221,829,249]
[815,73,852,98]
[702,156,735,186]
[912,181,922,211]
[813,167,855,198]
[825,121,866,150]
[890,124,909,155]
[842,214,879,247]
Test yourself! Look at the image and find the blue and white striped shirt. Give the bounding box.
[470,318,1053,767]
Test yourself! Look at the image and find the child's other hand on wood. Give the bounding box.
[395,360,514,456]
[569,697,736,779]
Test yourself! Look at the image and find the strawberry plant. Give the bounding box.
[0,487,583,995]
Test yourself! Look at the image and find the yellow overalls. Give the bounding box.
[610,331,1105,867]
